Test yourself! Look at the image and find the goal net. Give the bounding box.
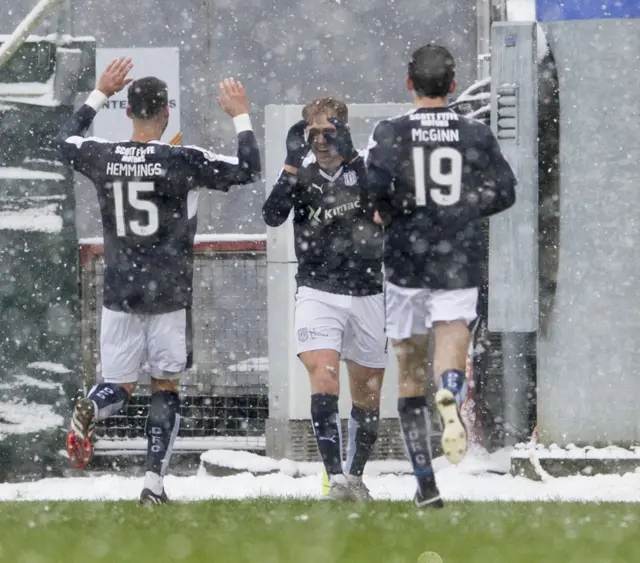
[79,234,268,454]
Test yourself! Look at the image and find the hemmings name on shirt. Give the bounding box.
[106,162,164,177]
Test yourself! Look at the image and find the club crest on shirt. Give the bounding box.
[343,170,357,186]
[297,328,309,342]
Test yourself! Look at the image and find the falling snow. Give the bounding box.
[0,6,638,563]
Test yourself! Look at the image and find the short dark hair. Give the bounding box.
[127,77,168,119]
[302,97,349,124]
[408,44,456,98]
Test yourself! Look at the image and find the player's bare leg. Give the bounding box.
[67,382,135,469]
[433,320,471,465]
[343,361,383,500]
[299,349,353,500]
[393,334,443,508]
[140,376,181,506]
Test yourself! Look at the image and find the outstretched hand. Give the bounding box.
[97,57,134,98]
[217,78,249,117]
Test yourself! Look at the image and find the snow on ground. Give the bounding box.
[512,443,640,460]
[2,448,640,503]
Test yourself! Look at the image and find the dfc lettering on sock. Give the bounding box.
[408,426,428,468]
[95,387,115,401]
[150,427,164,453]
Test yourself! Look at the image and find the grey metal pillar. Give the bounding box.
[477,0,508,80]
[488,22,539,443]
[501,333,533,444]
[476,0,492,79]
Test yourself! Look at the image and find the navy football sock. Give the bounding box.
[88,383,130,420]
[311,393,343,476]
[439,369,468,408]
[398,395,436,492]
[145,390,181,477]
[345,405,380,477]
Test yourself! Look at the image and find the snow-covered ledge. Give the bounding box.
[511,443,640,481]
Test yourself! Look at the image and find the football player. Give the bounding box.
[366,44,517,507]
[58,57,261,504]
[263,98,385,501]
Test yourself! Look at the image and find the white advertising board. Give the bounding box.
[93,47,180,143]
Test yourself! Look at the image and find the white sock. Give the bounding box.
[329,473,346,485]
[144,471,164,496]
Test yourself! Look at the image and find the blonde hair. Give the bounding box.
[302,97,348,124]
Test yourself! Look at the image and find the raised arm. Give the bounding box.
[56,57,133,171]
[261,119,310,227]
[182,79,261,190]
[181,128,261,191]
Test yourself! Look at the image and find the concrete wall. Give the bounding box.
[537,18,640,445]
[1,0,477,238]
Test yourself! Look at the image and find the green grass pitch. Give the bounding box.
[0,499,638,563]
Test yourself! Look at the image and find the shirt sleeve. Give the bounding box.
[262,168,299,227]
[364,119,396,223]
[56,89,111,178]
[179,116,262,192]
[478,127,517,217]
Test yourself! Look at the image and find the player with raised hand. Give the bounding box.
[366,44,516,508]
[263,98,386,501]
[58,57,261,505]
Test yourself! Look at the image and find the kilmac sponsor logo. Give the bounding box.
[307,200,361,222]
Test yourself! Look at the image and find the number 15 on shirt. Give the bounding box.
[112,180,160,237]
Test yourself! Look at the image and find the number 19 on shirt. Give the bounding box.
[412,146,462,207]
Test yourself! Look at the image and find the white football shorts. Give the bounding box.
[100,307,187,384]
[294,286,388,368]
[384,282,478,340]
